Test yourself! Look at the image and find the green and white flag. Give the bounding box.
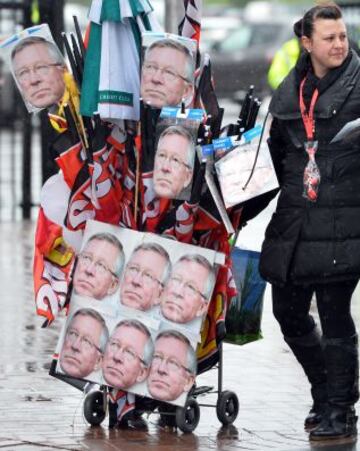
[81,0,162,122]
[97,20,140,121]
[89,0,154,23]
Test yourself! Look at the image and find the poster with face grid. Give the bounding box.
[54,219,224,406]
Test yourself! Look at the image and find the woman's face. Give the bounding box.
[302,18,349,78]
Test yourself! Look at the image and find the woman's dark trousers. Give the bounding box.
[272,281,359,439]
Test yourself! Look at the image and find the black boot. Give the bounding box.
[118,410,148,430]
[310,334,359,442]
[310,406,357,442]
[284,327,328,429]
[304,402,328,430]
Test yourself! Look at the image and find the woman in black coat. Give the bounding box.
[259,3,359,443]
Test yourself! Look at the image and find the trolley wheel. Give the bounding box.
[83,390,106,426]
[175,397,200,433]
[216,390,239,425]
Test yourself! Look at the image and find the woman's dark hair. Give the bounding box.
[293,2,342,38]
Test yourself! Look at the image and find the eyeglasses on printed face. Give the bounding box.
[108,340,146,365]
[155,151,191,171]
[152,352,190,373]
[142,62,188,83]
[125,264,163,287]
[78,253,118,278]
[168,275,207,301]
[15,62,62,83]
[65,328,102,353]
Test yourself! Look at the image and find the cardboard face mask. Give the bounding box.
[0,24,67,113]
[153,122,195,201]
[140,32,196,109]
[152,108,204,201]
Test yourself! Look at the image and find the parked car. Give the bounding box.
[342,4,360,48]
[200,16,241,53]
[209,19,294,101]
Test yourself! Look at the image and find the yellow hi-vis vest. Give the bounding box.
[31,0,40,24]
[267,38,300,91]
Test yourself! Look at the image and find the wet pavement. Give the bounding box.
[0,220,359,451]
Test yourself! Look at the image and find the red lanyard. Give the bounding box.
[299,77,319,141]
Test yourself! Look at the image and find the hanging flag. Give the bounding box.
[194,54,220,120]
[33,208,75,323]
[179,0,202,45]
[97,20,141,122]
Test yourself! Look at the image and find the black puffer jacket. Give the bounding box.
[259,50,360,285]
